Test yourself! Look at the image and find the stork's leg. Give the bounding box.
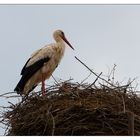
[41,74,46,96]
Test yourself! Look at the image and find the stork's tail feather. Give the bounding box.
[14,75,37,95]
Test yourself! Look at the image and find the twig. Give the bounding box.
[107,64,117,83]
[85,72,102,89]
[104,122,116,135]
[5,95,21,98]
[80,72,92,84]
[51,75,60,86]
[8,101,16,107]
[50,112,55,136]
[0,92,16,97]
[112,64,117,83]
[75,56,117,88]
[0,106,11,109]
[75,56,98,76]
[121,95,126,113]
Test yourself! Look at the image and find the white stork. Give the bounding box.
[14,30,74,96]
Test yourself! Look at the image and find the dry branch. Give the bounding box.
[75,56,117,87]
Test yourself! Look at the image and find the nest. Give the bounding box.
[1,57,140,136]
[1,79,140,136]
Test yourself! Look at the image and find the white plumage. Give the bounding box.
[14,30,74,95]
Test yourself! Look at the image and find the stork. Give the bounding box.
[14,30,74,96]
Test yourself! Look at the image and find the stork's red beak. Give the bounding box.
[62,36,74,50]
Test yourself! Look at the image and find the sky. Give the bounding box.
[1,4,140,135]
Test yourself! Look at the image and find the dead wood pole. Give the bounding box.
[127,111,134,136]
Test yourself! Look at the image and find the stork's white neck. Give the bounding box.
[55,40,65,56]
[57,40,65,50]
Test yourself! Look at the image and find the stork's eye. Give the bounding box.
[61,31,64,36]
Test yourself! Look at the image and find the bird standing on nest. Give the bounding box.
[14,30,74,96]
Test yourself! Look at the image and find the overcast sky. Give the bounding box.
[0,4,140,135]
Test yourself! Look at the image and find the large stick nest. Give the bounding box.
[1,79,140,136]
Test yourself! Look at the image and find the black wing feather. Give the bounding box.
[14,57,50,94]
[21,58,31,75]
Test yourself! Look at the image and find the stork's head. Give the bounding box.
[53,30,74,50]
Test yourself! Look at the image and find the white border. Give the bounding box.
[0,0,140,4]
